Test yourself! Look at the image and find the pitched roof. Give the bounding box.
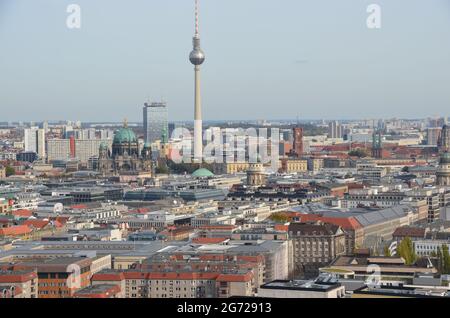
[288,222,342,236]
[274,224,289,232]
[355,205,411,227]
[297,214,362,230]
[91,272,125,282]
[0,270,37,283]
[392,226,425,238]
[0,225,32,237]
[22,220,50,229]
[12,209,32,218]
[216,272,253,282]
[199,225,236,231]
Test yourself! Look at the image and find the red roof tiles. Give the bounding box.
[22,220,50,229]
[12,209,32,218]
[0,225,32,237]
[297,214,362,230]
[216,272,253,282]
[0,271,37,283]
[91,272,125,282]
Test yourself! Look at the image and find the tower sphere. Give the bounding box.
[190,48,205,65]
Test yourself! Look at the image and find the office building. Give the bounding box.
[439,125,450,152]
[427,127,442,146]
[143,102,169,144]
[328,121,344,139]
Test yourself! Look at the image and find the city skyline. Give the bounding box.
[1,0,450,122]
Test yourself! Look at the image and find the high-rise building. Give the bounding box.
[47,139,113,163]
[438,125,450,152]
[292,127,303,157]
[24,127,46,159]
[189,0,206,162]
[143,102,169,144]
[328,121,344,139]
[427,127,442,146]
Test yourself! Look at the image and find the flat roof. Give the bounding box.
[261,279,342,292]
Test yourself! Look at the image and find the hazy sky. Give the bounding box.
[1,0,450,122]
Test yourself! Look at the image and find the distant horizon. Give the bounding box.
[1,116,448,126]
[1,1,450,121]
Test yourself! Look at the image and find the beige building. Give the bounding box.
[0,198,9,214]
[92,270,256,298]
[213,162,249,174]
[0,165,6,178]
[90,255,112,275]
[279,159,308,173]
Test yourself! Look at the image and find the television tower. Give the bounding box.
[189,0,205,162]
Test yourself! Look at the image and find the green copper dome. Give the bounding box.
[113,127,137,144]
[192,168,214,178]
[99,142,109,150]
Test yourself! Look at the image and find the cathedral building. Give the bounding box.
[98,122,153,181]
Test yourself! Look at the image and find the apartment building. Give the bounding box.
[91,269,255,298]
[0,270,38,298]
[12,257,92,298]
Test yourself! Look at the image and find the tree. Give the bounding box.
[397,237,416,265]
[436,245,450,274]
[437,247,444,273]
[383,245,391,257]
[348,148,368,158]
[5,166,15,177]
[155,162,169,174]
[442,245,450,274]
[269,212,290,223]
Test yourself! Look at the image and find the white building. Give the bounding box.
[414,240,450,256]
[24,127,46,159]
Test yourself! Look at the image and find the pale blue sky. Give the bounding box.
[1,0,450,122]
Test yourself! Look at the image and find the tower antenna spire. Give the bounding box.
[195,0,200,36]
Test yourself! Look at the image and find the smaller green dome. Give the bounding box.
[113,127,137,144]
[192,168,214,178]
[99,142,108,150]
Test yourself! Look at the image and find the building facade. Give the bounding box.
[143,102,169,145]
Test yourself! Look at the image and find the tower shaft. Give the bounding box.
[194,65,203,161]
